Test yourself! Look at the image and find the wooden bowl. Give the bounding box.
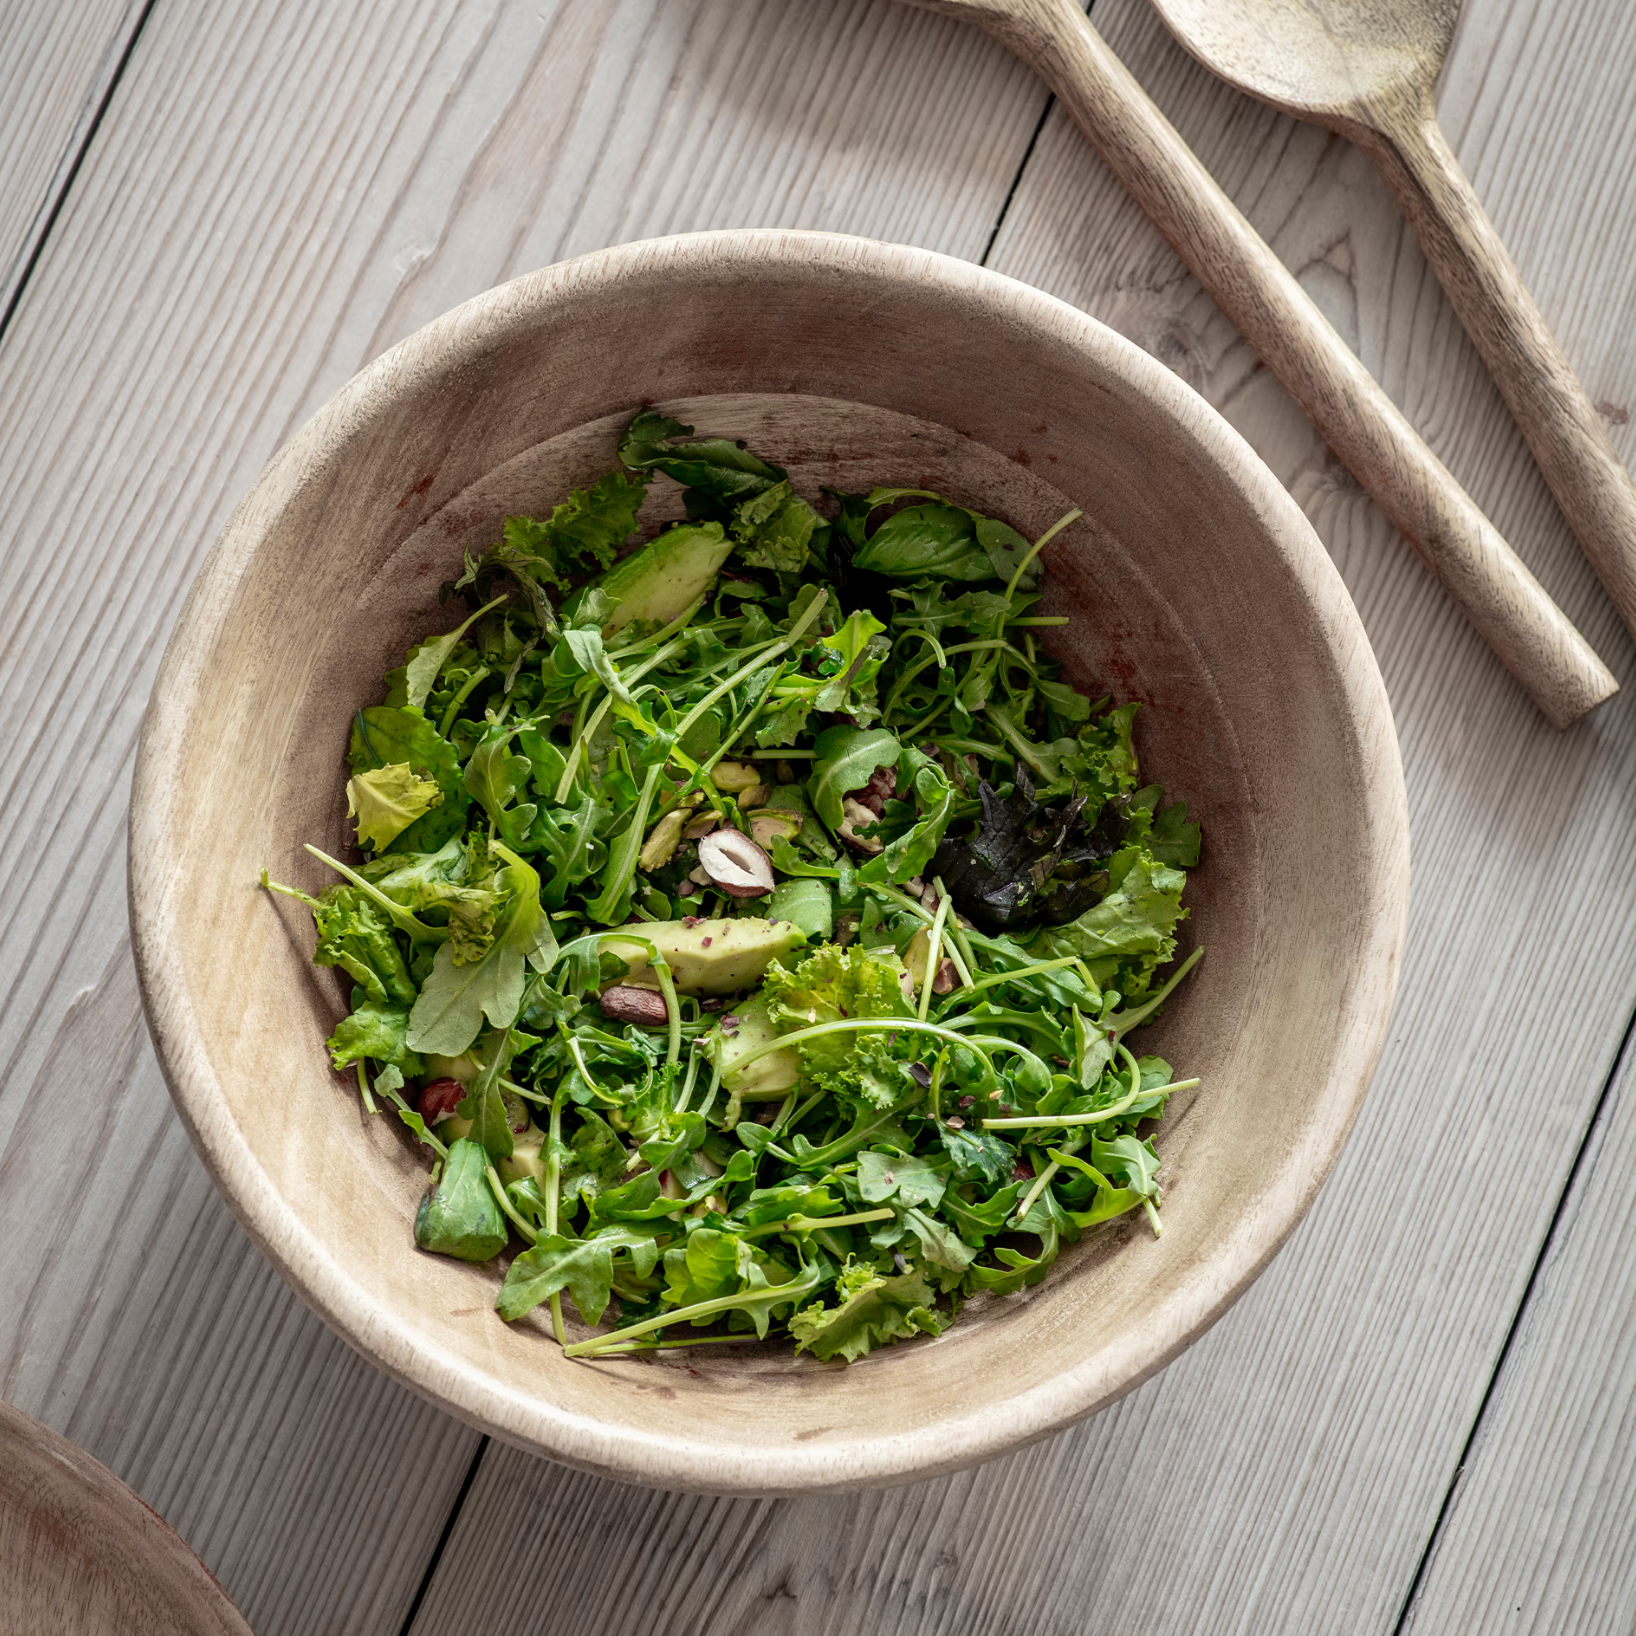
[130,230,1407,1493]
[0,1400,251,1634]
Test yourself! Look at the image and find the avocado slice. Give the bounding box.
[563,521,733,633]
[603,916,806,994]
[498,1123,546,1187]
[710,994,800,1100]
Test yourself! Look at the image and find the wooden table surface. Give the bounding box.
[3,1,1635,1630]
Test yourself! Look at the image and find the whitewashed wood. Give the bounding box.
[0,0,1051,1627]
[1401,1042,1636,1633]
[0,0,145,316]
[907,0,1613,727]
[1145,0,1636,648]
[401,0,1636,1630]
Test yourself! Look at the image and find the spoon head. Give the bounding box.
[1149,0,1460,124]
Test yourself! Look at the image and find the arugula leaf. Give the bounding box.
[856,1150,949,1209]
[496,1225,660,1325]
[808,725,901,830]
[405,845,550,1054]
[618,410,785,510]
[462,729,535,837]
[789,1259,947,1362]
[414,1139,507,1262]
[404,594,507,711]
[559,1110,628,1209]
[813,609,891,722]
[937,1124,1017,1187]
[858,764,955,886]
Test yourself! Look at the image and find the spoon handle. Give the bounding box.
[1355,90,1636,648]
[914,0,1615,726]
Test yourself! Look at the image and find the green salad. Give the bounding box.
[264,410,1202,1363]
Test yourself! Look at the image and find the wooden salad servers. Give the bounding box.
[1149,0,1636,662]
[899,0,1618,728]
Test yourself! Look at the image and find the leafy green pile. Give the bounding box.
[265,411,1202,1362]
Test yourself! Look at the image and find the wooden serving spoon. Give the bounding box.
[898,0,1617,727]
[1148,0,1636,661]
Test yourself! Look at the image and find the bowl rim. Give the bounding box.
[129,228,1409,1493]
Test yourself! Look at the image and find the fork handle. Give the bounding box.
[920,0,1616,726]
[1355,88,1636,649]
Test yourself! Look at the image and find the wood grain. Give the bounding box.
[0,0,146,317]
[904,0,1616,727]
[399,0,1636,1629]
[0,0,1050,1627]
[4,0,1636,1624]
[1146,0,1636,652]
[1401,1034,1636,1633]
[0,1397,251,1635]
[132,237,1405,1488]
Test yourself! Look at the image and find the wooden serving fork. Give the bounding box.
[896,0,1618,727]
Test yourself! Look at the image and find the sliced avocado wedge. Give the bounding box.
[564,521,733,633]
[710,994,800,1100]
[604,916,805,994]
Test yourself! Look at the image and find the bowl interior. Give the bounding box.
[133,234,1404,1492]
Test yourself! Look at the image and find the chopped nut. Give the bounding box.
[904,928,961,993]
[683,812,721,840]
[697,829,775,897]
[709,761,763,792]
[689,865,713,885]
[676,880,696,897]
[747,809,802,850]
[735,783,770,809]
[637,809,686,871]
[418,1078,466,1123]
[945,1116,966,1130]
[838,797,884,854]
[599,985,670,1028]
[776,761,797,784]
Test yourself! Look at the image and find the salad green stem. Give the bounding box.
[917,882,954,1022]
[726,1017,997,1081]
[354,1060,377,1115]
[958,955,1082,997]
[741,1207,894,1241]
[1003,509,1081,604]
[544,1081,569,1346]
[301,845,449,944]
[487,1164,540,1244]
[436,666,492,736]
[1105,947,1204,1036]
[562,1261,824,1358]
[983,1079,1199,1130]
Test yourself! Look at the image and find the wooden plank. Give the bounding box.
[0,0,1052,1631]
[402,0,1636,1632]
[0,0,146,317]
[1401,1032,1636,1632]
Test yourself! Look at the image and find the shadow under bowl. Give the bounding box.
[130,229,1407,1494]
